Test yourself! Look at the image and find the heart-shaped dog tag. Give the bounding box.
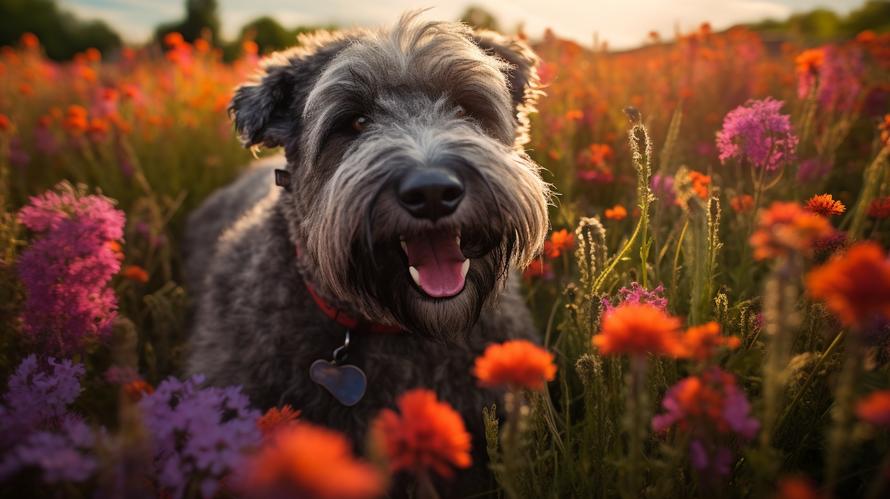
[309,359,367,406]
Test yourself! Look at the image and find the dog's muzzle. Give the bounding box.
[396,167,470,299]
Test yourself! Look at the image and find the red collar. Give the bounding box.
[303,278,403,334]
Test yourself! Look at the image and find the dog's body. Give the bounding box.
[185,14,549,495]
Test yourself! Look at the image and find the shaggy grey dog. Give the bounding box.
[185,13,550,496]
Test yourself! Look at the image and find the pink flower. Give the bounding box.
[601,282,668,315]
[716,98,798,171]
[17,184,125,354]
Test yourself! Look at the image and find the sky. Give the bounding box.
[61,0,866,49]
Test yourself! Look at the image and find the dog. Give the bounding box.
[185,12,550,496]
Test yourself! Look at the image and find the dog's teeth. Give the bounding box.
[460,259,470,278]
[409,266,420,285]
[400,240,408,253]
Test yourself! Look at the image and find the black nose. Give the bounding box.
[397,169,465,221]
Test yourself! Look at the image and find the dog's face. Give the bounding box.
[230,14,550,337]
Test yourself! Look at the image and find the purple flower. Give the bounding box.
[716,98,798,171]
[602,282,668,315]
[17,184,125,354]
[689,440,733,477]
[139,375,261,498]
[796,157,832,183]
[8,137,30,168]
[0,416,99,483]
[650,174,676,206]
[0,355,85,447]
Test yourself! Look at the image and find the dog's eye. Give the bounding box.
[352,116,370,133]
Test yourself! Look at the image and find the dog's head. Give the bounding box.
[230,13,550,337]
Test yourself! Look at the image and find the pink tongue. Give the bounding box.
[403,230,467,298]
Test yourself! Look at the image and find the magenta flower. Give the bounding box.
[601,282,668,315]
[650,174,676,206]
[652,368,759,479]
[17,184,125,354]
[797,46,862,113]
[715,98,798,171]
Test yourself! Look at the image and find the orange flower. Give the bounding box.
[257,405,301,437]
[242,39,259,56]
[773,476,823,499]
[593,303,685,357]
[20,32,39,49]
[473,340,557,391]
[565,109,584,121]
[63,105,89,134]
[122,265,149,284]
[123,379,154,401]
[370,389,471,478]
[605,204,628,221]
[85,48,101,63]
[749,202,834,260]
[586,143,613,167]
[795,48,825,77]
[543,229,574,259]
[18,83,33,96]
[730,194,754,213]
[806,242,890,329]
[523,259,552,280]
[805,194,845,217]
[879,113,890,146]
[681,322,741,361]
[688,171,711,199]
[164,32,185,48]
[246,423,384,499]
[856,390,890,428]
[0,113,10,132]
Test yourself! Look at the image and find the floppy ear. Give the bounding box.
[472,30,542,142]
[229,32,353,148]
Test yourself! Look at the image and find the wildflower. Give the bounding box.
[0,113,11,132]
[257,405,301,437]
[682,322,741,361]
[370,389,471,478]
[139,375,261,498]
[688,170,711,199]
[716,98,798,171]
[856,390,890,428]
[0,415,99,483]
[805,194,845,217]
[17,184,125,354]
[473,340,557,391]
[122,265,149,284]
[0,355,85,447]
[806,242,890,330]
[63,105,89,134]
[868,196,890,219]
[163,32,185,48]
[123,380,154,401]
[20,32,39,49]
[797,46,862,112]
[652,368,759,477]
[773,476,823,499]
[796,158,832,183]
[245,423,383,499]
[795,48,825,89]
[522,259,553,280]
[651,174,676,206]
[605,204,628,221]
[601,282,668,314]
[730,194,754,213]
[593,303,685,357]
[242,39,259,56]
[749,202,834,260]
[584,143,613,167]
[565,109,584,121]
[544,229,574,259]
[880,114,890,146]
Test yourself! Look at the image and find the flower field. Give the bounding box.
[2,22,890,499]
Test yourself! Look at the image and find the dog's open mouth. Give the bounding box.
[400,229,469,298]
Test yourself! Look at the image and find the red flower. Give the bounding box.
[543,229,574,259]
[370,389,471,478]
[749,202,834,260]
[806,242,890,329]
[122,265,149,284]
[682,322,741,361]
[245,423,384,499]
[257,405,302,437]
[869,197,890,219]
[857,390,890,428]
[730,194,754,213]
[474,340,557,391]
[605,204,628,221]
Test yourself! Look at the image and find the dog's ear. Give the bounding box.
[229,33,352,148]
[472,30,541,113]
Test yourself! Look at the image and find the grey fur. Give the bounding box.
[186,13,549,497]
